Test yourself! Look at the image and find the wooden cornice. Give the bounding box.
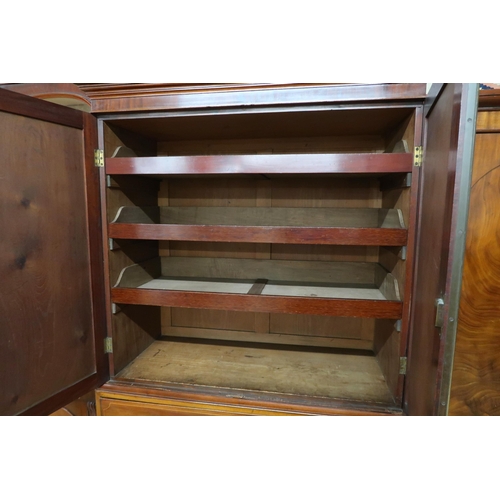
[76,83,427,114]
[478,89,500,109]
[75,83,329,99]
[1,83,428,114]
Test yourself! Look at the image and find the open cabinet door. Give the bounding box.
[404,83,478,416]
[0,88,108,415]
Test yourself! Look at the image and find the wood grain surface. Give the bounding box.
[106,153,413,175]
[404,84,459,415]
[109,206,407,246]
[0,107,96,415]
[116,340,395,405]
[449,132,500,415]
[96,383,402,416]
[84,83,426,114]
[103,125,161,375]
[112,288,402,319]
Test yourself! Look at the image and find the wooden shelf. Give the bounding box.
[116,339,396,405]
[109,206,407,246]
[111,257,402,319]
[105,152,413,176]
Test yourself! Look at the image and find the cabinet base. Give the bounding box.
[96,382,403,416]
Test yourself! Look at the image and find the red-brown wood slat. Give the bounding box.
[105,153,413,175]
[85,83,426,114]
[108,223,408,246]
[111,288,403,319]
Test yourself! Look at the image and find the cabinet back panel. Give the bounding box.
[159,176,384,347]
[106,106,414,143]
[163,308,375,350]
[0,112,95,415]
[158,135,385,155]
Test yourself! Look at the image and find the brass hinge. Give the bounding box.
[399,357,407,375]
[94,149,104,168]
[104,337,113,354]
[414,146,423,167]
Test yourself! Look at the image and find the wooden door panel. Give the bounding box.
[0,89,107,415]
[449,132,500,415]
[404,84,478,415]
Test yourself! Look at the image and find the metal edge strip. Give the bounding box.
[437,83,479,415]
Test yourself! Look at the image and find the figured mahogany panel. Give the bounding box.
[106,153,413,175]
[449,133,500,415]
[0,96,105,415]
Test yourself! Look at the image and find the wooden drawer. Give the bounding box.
[96,392,302,416]
[95,386,398,416]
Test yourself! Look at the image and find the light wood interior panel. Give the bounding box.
[104,122,157,157]
[117,339,395,405]
[123,174,410,350]
[164,310,375,351]
[375,112,414,400]
[385,112,416,153]
[379,188,410,295]
[107,106,414,143]
[158,135,385,155]
[374,322,401,401]
[105,126,162,373]
[475,110,500,133]
[105,109,417,404]
[161,176,382,344]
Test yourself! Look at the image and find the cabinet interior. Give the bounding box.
[102,105,416,411]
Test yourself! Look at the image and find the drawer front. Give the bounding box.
[96,392,302,416]
[95,387,399,416]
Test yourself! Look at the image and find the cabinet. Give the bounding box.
[0,83,479,415]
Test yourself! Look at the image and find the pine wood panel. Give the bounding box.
[373,322,401,402]
[475,111,500,133]
[104,128,161,374]
[449,133,500,415]
[162,326,373,350]
[376,106,422,404]
[116,340,395,404]
[161,172,385,342]
[0,110,95,415]
[158,135,385,155]
[114,206,404,228]
[170,309,256,332]
[117,257,385,287]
